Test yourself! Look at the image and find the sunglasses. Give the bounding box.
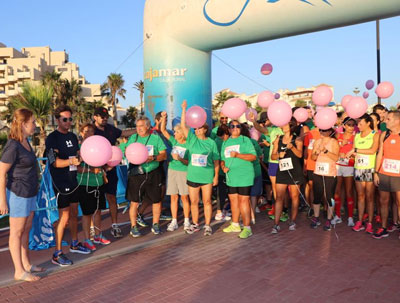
[229,124,241,129]
[220,117,228,120]
[60,117,73,122]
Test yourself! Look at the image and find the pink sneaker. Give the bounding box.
[365,223,373,234]
[83,239,96,252]
[352,221,365,232]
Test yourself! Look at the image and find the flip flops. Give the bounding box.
[14,272,41,282]
[28,265,46,273]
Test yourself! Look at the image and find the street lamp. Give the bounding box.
[353,87,360,95]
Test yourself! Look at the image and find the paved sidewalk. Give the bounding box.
[1,210,400,303]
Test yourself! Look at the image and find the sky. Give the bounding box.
[1,1,399,109]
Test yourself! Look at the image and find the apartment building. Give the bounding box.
[0,42,103,112]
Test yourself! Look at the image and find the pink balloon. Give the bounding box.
[245,108,257,121]
[362,91,369,99]
[221,98,247,119]
[185,106,207,128]
[267,101,292,127]
[312,86,333,106]
[125,143,149,165]
[341,95,352,108]
[293,108,308,123]
[375,81,394,99]
[260,63,273,75]
[81,135,112,167]
[107,146,123,167]
[257,91,275,108]
[346,96,368,119]
[250,127,260,141]
[314,108,337,130]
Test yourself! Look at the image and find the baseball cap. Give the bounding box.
[94,107,109,117]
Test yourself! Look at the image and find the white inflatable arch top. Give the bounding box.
[143,0,400,125]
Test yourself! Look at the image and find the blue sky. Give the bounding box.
[1,1,399,108]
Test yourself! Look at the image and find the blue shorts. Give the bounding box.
[268,162,279,177]
[6,189,36,218]
[103,167,118,195]
[250,175,263,197]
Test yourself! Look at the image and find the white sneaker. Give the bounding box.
[167,221,178,232]
[347,217,355,227]
[214,212,225,221]
[203,225,212,236]
[223,210,231,221]
[289,222,296,231]
[331,215,342,225]
[255,207,260,214]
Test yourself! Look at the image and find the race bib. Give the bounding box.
[279,158,293,171]
[315,162,330,175]
[146,145,154,156]
[224,145,240,158]
[308,139,315,150]
[355,154,370,168]
[69,156,77,171]
[382,159,400,174]
[191,154,208,167]
[337,157,349,166]
[172,146,186,159]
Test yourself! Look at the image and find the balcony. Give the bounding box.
[0,78,7,84]
[7,75,15,81]
[0,65,5,71]
[17,71,30,79]
[0,92,6,99]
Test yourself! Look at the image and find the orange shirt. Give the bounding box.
[379,133,400,177]
[304,128,320,171]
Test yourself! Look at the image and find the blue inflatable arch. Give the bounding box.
[143,0,400,126]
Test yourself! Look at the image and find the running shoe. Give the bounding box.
[347,217,355,227]
[130,225,142,238]
[52,253,73,267]
[323,220,332,231]
[160,214,172,221]
[280,212,289,222]
[111,224,123,238]
[387,223,399,233]
[271,224,280,234]
[372,228,389,239]
[223,223,241,233]
[214,212,226,221]
[374,215,382,224]
[83,239,96,252]
[289,222,296,231]
[331,215,342,225]
[203,225,212,236]
[189,224,201,233]
[362,213,369,222]
[365,223,373,234]
[167,221,179,232]
[184,222,193,234]
[352,221,365,232]
[269,215,275,220]
[259,204,269,212]
[255,207,260,214]
[137,214,150,227]
[224,211,232,221]
[151,223,161,235]
[267,205,275,216]
[94,234,111,245]
[239,228,253,239]
[70,242,91,254]
[310,217,320,229]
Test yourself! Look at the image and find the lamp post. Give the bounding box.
[376,20,381,104]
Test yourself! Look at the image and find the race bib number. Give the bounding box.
[315,162,330,175]
[172,146,186,159]
[279,158,293,171]
[191,154,208,167]
[337,157,349,166]
[224,145,240,158]
[355,154,370,168]
[146,145,154,156]
[308,139,315,150]
[382,159,400,174]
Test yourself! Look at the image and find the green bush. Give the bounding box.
[0,132,8,153]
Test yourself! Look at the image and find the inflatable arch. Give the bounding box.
[143,0,400,126]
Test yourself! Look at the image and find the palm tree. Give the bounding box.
[8,82,53,155]
[133,80,144,114]
[102,73,126,127]
[121,106,138,128]
[42,71,62,128]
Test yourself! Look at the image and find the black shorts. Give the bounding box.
[187,180,209,188]
[103,167,118,196]
[53,185,79,209]
[228,186,251,196]
[126,169,162,203]
[78,186,106,215]
[307,170,314,182]
[158,163,167,186]
[262,163,271,184]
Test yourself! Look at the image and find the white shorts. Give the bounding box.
[336,165,354,177]
[166,169,189,196]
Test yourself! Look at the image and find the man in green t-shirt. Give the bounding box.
[125,116,167,237]
[373,104,388,132]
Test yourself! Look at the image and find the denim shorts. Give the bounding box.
[6,189,36,218]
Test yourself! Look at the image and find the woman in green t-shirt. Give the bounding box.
[221,120,257,239]
[181,100,220,236]
[159,112,191,233]
[77,123,110,252]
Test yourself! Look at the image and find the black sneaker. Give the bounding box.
[70,242,91,254]
[130,225,142,238]
[151,223,161,235]
[111,224,123,238]
[372,228,389,239]
[137,214,149,227]
[310,217,321,229]
[323,220,332,231]
[52,253,73,267]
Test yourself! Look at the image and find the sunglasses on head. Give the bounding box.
[60,117,73,122]
[229,124,241,129]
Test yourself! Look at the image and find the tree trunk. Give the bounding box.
[38,129,46,158]
[113,101,118,127]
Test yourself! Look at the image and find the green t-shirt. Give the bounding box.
[119,142,128,155]
[305,120,315,130]
[126,133,166,173]
[380,122,387,132]
[268,126,284,164]
[186,131,220,184]
[168,137,188,172]
[260,134,271,164]
[214,136,226,176]
[221,135,256,187]
[77,163,104,187]
[251,138,262,178]
[210,126,218,140]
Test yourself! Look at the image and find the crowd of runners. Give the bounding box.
[1,100,400,282]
